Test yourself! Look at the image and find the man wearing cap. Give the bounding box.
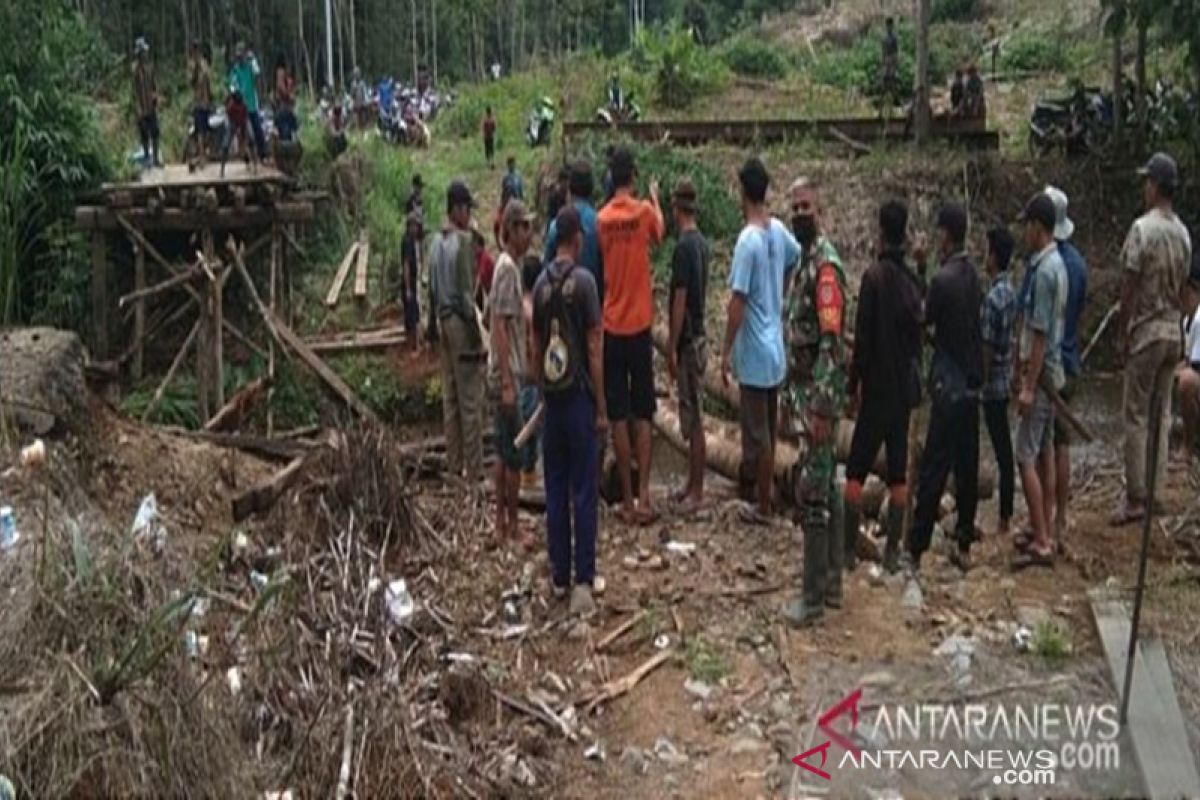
[131,37,161,168]
[430,180,485,483]
[400,211,424,354]
[597,146,665,524]
[907,203,984,573]
[666,178,711,512]
[1012,192,1068,569]
[490,200,537,547]
[532,206,608,616]
[1047,187,1088,544]
[1113,153,1193,525]
[781,178,850,626]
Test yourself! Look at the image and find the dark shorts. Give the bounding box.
[1052,376,1076,446]
[604,329,656,422]
[139,113,160,141]
[677,339,706,440]
[739,384,778,482]
[519,384,540,472]
[846,402,910,485]
[484,135,495,158]
[493,383,533,471]
[192,107,211,135]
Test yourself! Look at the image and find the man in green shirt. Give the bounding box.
[228,42,265,158]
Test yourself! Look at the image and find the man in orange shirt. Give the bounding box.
[597,147,665,524]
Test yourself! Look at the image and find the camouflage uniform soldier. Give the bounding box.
[782,179,850,628]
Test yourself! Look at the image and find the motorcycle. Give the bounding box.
[527,96,556,147]
[1028,88,1111,157]
[595,97,642,125]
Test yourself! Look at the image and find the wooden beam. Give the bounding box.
[230,243,378,421]
[1091,595,1200,798]
[325,241,360,307]
[132,242,146,380]
[75,202,316,232]
[142,319,200,422]
[232,456,308,522]
[163,426,314,462]
[119,263,203,309]
[353,238,370,299]
[90,232,109,359]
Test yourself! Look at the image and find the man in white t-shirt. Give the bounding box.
[1176,259,1200,460]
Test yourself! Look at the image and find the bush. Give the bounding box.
[720,36,790,79]
[630,22,728,109]
[1000,28,1068,74]
[807,21,949,99]
[931,0,981,23]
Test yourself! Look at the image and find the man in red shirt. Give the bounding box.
[482,106,497,170]
[474,228,496,311]
[597,146,665,524]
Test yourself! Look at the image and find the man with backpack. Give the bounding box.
[532,206,608,616]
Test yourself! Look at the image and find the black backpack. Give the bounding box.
[541,263,586,395]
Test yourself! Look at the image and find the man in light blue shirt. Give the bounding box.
[720,157,800,520]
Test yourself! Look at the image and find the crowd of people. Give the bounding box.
[404,143,1195,626]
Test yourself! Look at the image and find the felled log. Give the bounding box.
[650,325,739,410]
[204,376,272,433]
[232,456,307,521]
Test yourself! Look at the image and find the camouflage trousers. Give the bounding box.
[795,435,844,607]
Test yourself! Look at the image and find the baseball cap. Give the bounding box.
[1019,192,1056,232]
[446,179,475,210]
[1043,185,1074,241]
[1138,152,1179,189]
[672,178,699,214]
[503,199,536,231]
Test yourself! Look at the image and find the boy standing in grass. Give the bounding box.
[490,200,537,546]
[482,106,497,169]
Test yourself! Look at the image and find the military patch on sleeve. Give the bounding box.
[816,265,843,334]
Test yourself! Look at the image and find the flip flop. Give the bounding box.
[1013,532,1033,552]
[635,507,661,527]
[1011,548,1054,572]
[737,504,771,527]
[616,507,638,526]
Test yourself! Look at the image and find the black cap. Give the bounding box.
[555,205,582,243]
[1019,192,1056,232]
[446,179,474,211]
[1138,152,1179,189]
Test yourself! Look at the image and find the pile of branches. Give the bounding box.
[246,425,551,797]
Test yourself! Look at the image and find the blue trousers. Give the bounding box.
[543,387,598,587]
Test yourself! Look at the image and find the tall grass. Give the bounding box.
[0,124,43,324]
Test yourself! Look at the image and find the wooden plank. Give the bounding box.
[306,336,406,355]
[101,162,289,192]
[353,239,370,299]
[90,232,109,359]
[1091,596,1200,798]
[132,242,146,380]
[230,244,378,422]
[163,427,314,462]
[75,202,316,232]
[324,241,360,307]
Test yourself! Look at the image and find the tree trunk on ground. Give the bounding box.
[913,0,932,144]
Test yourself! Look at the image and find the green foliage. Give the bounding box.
[631,22,728,109]
[932,0,982,23]
[120,376,201,429]
[1000,28,1070,73]
[719,35,790,79]
[807,21,947,99]
[1032,619,1073,662]
[332,354,437,423]
[683,635,729,683]
[0,0,116,327]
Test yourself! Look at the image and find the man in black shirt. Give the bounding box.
[666,178,711,511]
[909,203,984,573]
[845,200,924,574]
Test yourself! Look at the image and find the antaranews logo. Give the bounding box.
[792,687,1122,790]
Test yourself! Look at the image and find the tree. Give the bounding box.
[913,0,932,143]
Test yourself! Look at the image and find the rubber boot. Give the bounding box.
[842,501,860,573]
[826,491,845,608]
[785,506,827,628]
[883,500,905,575]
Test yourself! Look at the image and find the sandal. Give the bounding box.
[635,506,661,527]
[1013,532,1033,552]
[1011,548,1054,572]
[737,503,771,527]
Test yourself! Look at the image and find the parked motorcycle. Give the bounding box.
[1028,88,1111,157]
[527,97,556,147]
[595,97,642,125]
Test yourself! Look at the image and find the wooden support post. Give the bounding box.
[213,250,225,411]
[132,241,146,380]
[197,229,216,422]
[90,232,109,359]
[268,222,280,436]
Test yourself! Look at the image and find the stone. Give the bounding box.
[901,578,924,610]
[684,678,715,701]
[730,736,768,755]
[1015,603,1050,629]
[0,328,87,434]
[859,670,896,688]
[654,736,689,765]
[620,746,648,775]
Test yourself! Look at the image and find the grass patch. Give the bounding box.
[720,35,791,80]
[1032,619,1073,662]
[683,634,730,684]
